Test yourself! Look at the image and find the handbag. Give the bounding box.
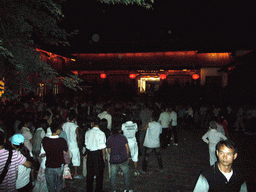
[63,164,72,179]
[0,149,13,184]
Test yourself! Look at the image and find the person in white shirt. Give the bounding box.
[202,121,227,166]
[122,112,139,175]
[169,106,178,146]
[32,119,48,162]
[140,111,163,173]
[62,113,82,178]
[216,122,225,136]
[210,117,226,137]
[19,120,33,153]
[84,117,106,192]
[158,106,171,149]
[98,104,112,130]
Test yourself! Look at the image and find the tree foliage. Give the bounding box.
[0,0,82,99]
[100,0,154,8]
[0,0,153,99]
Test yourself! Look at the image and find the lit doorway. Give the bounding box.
[138,76,160,95]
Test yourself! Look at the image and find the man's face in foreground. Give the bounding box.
[216,145,237,167]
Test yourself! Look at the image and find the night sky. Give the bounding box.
[60,0,255,53]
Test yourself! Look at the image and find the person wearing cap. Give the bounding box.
[10,134,34,191]
[0,132,31,191]
[202,121,227,166]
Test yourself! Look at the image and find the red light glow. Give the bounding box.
[192,74,200,80]
[159,74,167,79]
[129,74,136,79]
[71,71,78,75]
[100,73,107,79]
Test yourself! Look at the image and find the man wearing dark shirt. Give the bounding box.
[193,140,247,192]
[107,126,132,191]
[42,122,68,192]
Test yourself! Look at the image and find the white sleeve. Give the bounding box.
[174,112,177,119]
[193,174,209,192]
[99,133,106,149]
[109,115,112,128]
[41,130,45,139]
[84,132,88,146]
[240,181,248,192]
[40,144,45,156]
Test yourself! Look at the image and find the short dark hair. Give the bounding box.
[152,111,159,121]
[68,110,77,121]
[123,111,133,122]
[50,122,62,134]
[111,125,120,134]
[216,139,237,154]
[92,117,101,126]
[100,118,108,129]
[102,104,109,111]
[37,119,49,131]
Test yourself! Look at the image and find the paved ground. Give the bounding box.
[64,127,256,192]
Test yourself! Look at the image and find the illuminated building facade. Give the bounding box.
[35,48,252,96]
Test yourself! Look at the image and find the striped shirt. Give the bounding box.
[0,149,26,192]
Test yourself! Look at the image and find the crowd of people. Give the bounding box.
[0,94,255,191]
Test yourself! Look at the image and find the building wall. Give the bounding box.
[200,68,227,87]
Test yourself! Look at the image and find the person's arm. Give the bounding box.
[76,127,81,144]
[169,119,173,129]
[102,148,106,162]
[26,130,33,144]
[202,132,209,144]
[23,160,31,168]
[140,124,149,131]
[240,181,248,192]
[125,143,129,161]
[193,174,209,192]
[107,148,111,154]
[220,133,227,141]
[109,115,112,129]
[63,140,68,152]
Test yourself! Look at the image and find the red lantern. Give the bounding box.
[192,74,200,80]
[100,73,106,79]
[159,74,166,80]
[129,74,136,79]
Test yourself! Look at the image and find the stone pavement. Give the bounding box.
[64,128,256,192]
